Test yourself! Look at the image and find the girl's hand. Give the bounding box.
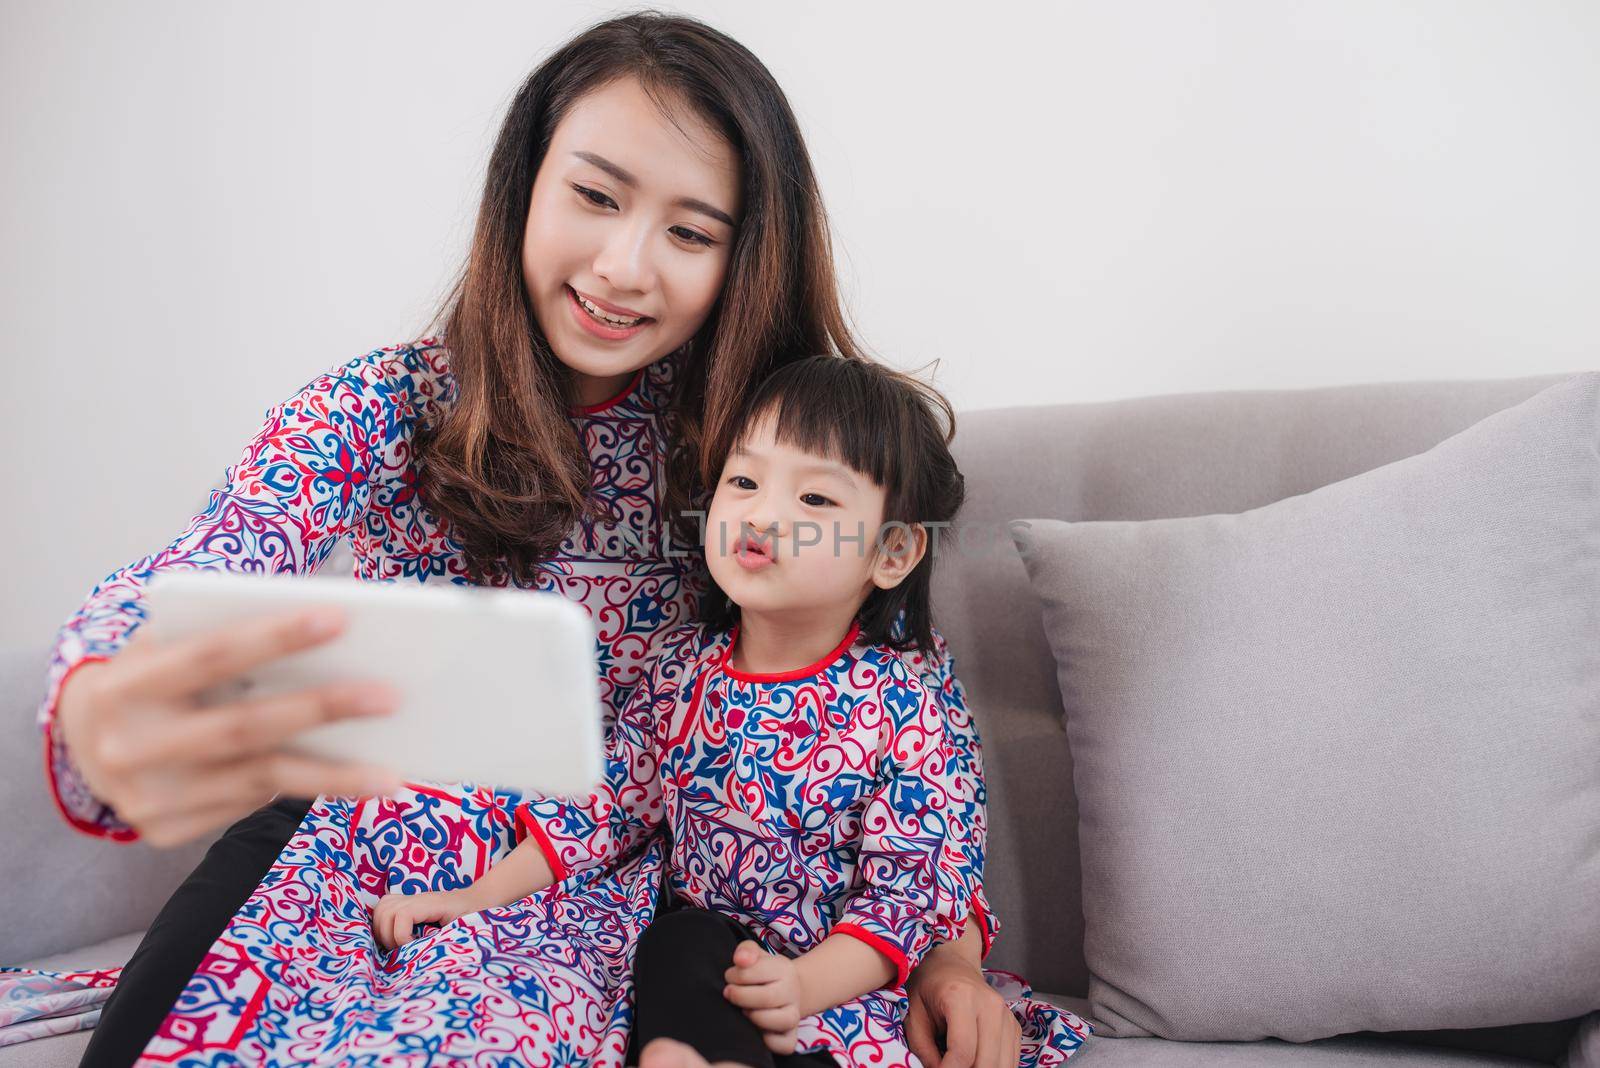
[723,939,803,1054]
[53,605,405,847]
[371,889,481,951]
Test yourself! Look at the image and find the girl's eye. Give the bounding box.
[729,475,756,490]
[573,184,617,210]
[670,226,715,248]
[801,493,834,507]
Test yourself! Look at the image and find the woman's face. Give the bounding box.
[523,77,742,405]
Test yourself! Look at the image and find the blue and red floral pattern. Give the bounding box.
[518,616,1000,1063]
[32,339,1088,1065]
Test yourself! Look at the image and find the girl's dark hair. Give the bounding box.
[411,10,869,585]
[698,356,965,659]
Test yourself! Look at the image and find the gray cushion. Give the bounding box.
[933,370,1567,1001]
[1011,373,1600,1042]
[1035,994,1557,1065]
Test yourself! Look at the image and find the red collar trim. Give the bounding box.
[719,619,862,683]
[568,366,647,416]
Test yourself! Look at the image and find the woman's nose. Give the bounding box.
[591,219,657,297]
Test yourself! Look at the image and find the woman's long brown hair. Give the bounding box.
[412,10,867,586]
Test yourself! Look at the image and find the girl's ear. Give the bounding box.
[870,522,927,591]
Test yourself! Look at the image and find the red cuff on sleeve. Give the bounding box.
[514,802,570,883]
[832,922,912,988]
[41,656,136,842]
[971,895,996,959]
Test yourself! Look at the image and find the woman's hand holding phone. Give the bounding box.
[53,604,405,848]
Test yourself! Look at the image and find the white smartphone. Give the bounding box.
[137,568,605,798]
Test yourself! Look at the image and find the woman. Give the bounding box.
[41,12,1075,1067]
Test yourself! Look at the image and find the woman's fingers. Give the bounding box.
[98,747,396,849]
[48,604,406,847]
[125,680,399,766]
[137,803,253,850]
[976,997,1008,1068]
[254,751,403,801]
[119,750,396,831]
[119,605,347,702]
[990,996,1020,1068]
[108,751,288,846]
[940,997,979,1068]
[974,1003,994,1068]
[905,1001,943,1068]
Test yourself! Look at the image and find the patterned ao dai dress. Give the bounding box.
[522,615,994,1065]
[33,339,1090,1066]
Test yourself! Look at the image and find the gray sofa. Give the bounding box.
[4,371,1592,1066]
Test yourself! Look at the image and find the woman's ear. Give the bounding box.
[870,522,927,591]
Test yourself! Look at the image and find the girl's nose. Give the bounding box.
[740,515,783,550]
[591,219,657,297]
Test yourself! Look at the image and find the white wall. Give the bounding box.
[3,0,1596,650]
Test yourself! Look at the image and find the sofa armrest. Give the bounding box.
[2,646,213,964]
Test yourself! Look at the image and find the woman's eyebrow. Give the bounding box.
[571,150,736,227]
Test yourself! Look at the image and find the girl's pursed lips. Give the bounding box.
[733,532,777,570]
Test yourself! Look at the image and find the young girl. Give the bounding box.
[372,357,1090,1067]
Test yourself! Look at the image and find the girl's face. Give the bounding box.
[705,408,926,625]
[522,77,742,403]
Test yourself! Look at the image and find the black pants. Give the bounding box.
[79,795,312,1068]
[627,905,837,1068]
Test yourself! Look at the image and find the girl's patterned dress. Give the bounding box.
[522,617,984,1065]
[34,339,1091,1066]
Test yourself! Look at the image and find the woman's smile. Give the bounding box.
[566,284,654,340]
